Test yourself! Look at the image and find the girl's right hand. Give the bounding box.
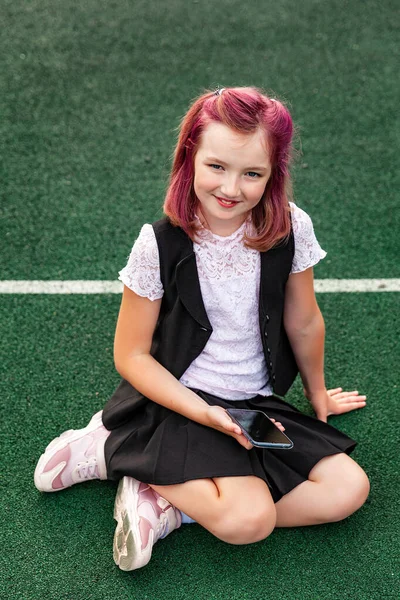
[205,406,286,450]
[206,405,254,449]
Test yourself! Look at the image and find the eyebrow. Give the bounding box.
[205,156,269,171]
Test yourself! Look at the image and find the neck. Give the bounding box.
[197,208,248,237]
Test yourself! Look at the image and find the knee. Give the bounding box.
[214,503,277,545]
[329,469,370,522]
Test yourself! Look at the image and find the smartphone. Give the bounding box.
[226,408,294,449]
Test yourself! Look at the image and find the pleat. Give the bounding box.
[104,390,356,503]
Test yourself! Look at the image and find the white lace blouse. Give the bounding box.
[119,202,326,400]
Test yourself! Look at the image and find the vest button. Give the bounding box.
[269,361,273,368]
[266,315,270,323]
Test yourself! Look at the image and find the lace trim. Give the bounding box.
[194,213,249,244]
[290,203,327,273]
[118,224,163,301]
[118,203,326,295]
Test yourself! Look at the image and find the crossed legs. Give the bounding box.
[150,453,370,544]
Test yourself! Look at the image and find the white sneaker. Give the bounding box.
[34,411,109,492]
[113,477,182,571]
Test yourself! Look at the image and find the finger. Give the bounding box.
[315,412,328,423]
[333,402,367,414]
[223,419,243,435]
[235,433,253,450]
[229,423,244,435]
[269,417,285,432]
[327,387,343,395]
[329,390,358,399]
[336,396,367,405]
[330,392,367,401]
[224,413,245,433]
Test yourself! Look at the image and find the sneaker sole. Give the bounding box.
[34,411,104,492]
[113,477,153,571]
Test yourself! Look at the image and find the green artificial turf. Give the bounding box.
[0,294,399,600]
[1,0,399,280]
[1,1,400,598]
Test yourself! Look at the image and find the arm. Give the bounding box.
[283,268,326,397]
[114,285,251,446]
[283,268,366,421]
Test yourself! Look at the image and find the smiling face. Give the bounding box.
[193,121,272,236]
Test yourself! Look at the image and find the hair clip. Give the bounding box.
[215,88,226,96]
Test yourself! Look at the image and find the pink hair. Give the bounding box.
[163,86,294,251]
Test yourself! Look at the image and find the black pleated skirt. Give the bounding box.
[103,390,357,503]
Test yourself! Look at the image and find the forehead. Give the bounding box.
[197,121,270,164]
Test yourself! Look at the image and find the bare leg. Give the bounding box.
[274,453,370,527]
[150,475,276,545]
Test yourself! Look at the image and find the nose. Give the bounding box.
[220,174,240,199]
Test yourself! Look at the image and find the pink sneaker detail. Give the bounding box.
[34,411,109,492]
[139,516,153,552]
[138,483,164,518]
[43,445,71,490]
[136,483,165,550]
[113,477,181,571]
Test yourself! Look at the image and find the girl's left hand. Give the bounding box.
[305,387,367,423]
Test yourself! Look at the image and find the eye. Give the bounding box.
[246,171,261,178]
[209,163,224,171]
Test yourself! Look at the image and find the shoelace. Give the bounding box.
[75,458,99,480]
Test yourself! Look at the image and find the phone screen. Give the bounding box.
[227,408,293,449]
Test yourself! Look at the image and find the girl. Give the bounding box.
[34,86,369,572]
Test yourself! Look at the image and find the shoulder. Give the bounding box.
[152,217,190,244]
[151,217,193,266]
[118,224,163,300]
[121,223,159,267]
[152,216,172,235]
[289,202,327,273]
[137,222,157,241]
[127,223,158,257]
[289,201,314,233]
[132,218,188,253]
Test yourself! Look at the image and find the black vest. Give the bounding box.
[102,218,298,431]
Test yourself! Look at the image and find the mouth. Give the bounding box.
[215,196,240,208]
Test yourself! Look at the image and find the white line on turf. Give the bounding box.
[314,279,400,292]
[0,279,399,294]
[0,281,123,294]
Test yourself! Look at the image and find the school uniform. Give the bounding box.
[102,203,356,502]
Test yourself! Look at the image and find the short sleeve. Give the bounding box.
[290,202,327,274]
[118,224,164,300]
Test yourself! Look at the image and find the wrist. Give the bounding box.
[303,386,327,397]
[186,391,219,428]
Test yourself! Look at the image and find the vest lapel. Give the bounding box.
[259,241,292,313]
[176,253,212,331]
